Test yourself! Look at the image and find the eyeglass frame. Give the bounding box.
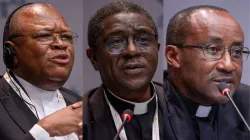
[171,43,250,62]
[8,30,78,45]
[103,33,159,54]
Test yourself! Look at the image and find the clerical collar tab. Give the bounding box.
[106,82,156,115]
[195,105,212,117]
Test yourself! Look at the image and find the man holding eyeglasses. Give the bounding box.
[165,5,250,140]
[82,1,175,140]
[0,3,82,140]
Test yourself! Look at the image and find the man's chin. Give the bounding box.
[45,69,70,81]
[48,77,64,82]
[45,73,69,85]
[121,79,150,92]
[209,94,230,105]
[216,96,230,104]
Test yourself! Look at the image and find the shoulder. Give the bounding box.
[152,81,165,101]
[233,83,250,105]
[232,83,250,117]
[0,77,11,97]
[82,85,106,122]
[59,87,82,103]
[153,81,163,93]
[233,83,250,101]
[235,83,250,93]
[0,76,7,86]
[83,85,103,103]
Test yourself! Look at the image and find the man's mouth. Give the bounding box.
[213,77,233,83]
[51,54,70,65]
[123,63,144,74]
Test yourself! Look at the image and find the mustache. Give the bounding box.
[123,57,143,63]
[211,72,233,78]
[210,72,234,82]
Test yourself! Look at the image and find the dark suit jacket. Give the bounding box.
[0,77,81,140]
[164,71,250,140]
[82,82,176,140]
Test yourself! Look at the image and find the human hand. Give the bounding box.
[37,101,83,137]
[76,122,83,140]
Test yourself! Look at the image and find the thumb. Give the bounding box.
[71,101,82,109]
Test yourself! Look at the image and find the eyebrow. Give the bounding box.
[232,42,244,46]
[208,36,223,44]
[208,36,244,46]
[134,28,155,34]
[37,25,71,32]
[104,30,124,38]
[105,28,155,38]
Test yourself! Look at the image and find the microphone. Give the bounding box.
[218,82,250,132]
[113,109,133,140]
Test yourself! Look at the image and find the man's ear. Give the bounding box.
[165,45,181,68]
[5,41,18,68]
[86,48,99,71]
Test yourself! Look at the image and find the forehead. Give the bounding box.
[101,12,155,36]
[15,5,70,33]
[185,9,244,44]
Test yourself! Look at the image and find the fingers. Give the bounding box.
[76,122,83,140]
[78,122,82,128]
[71,101,82,109]
[78,135,83,140]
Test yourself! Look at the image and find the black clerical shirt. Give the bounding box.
[171,80,219,140]
[104,84,164,140]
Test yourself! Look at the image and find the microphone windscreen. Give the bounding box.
[122,109,133,122]
[218,82,229,93]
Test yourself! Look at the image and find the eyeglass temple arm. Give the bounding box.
[243,50,250,53]
[170,44,204,49]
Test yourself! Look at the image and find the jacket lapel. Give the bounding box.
[164,77,197,140]
[59,87,81,106]
[0,79,38,133]
[217,102,249,140]
[155,83,178,140]
[86,86,117,140]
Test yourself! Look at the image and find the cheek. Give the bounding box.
[235,63,242,74]
[181,56,213,86]
[234,63,243,80]
[198,61,216,85]
[39,49,56,71]
[24,46,48,66]
[110,56,121,75]
[97,53,118,76]
[69,47,75,64]
[144,51,158,71]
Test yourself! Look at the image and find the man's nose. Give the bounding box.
[216,51,236,73]
[122,39,141,57]
[51,35,69,50]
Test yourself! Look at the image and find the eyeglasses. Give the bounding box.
[173,43,250,62]
[10,31,78,45]
[104,34,158,54]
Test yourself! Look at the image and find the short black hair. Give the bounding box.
[87,0,157,48]
[166,5,228,46]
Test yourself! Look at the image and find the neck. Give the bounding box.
[106,85,152,103]
[169,70,212,105]
[10,70,63,91]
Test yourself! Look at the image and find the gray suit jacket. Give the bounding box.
[0,77,81,140]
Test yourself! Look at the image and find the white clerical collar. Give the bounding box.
[195,105,212,117]
[106,82,156,115]
[14,74,58,100]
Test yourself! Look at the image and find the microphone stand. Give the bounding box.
[113,115,128,140]
[225,92,250,132]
